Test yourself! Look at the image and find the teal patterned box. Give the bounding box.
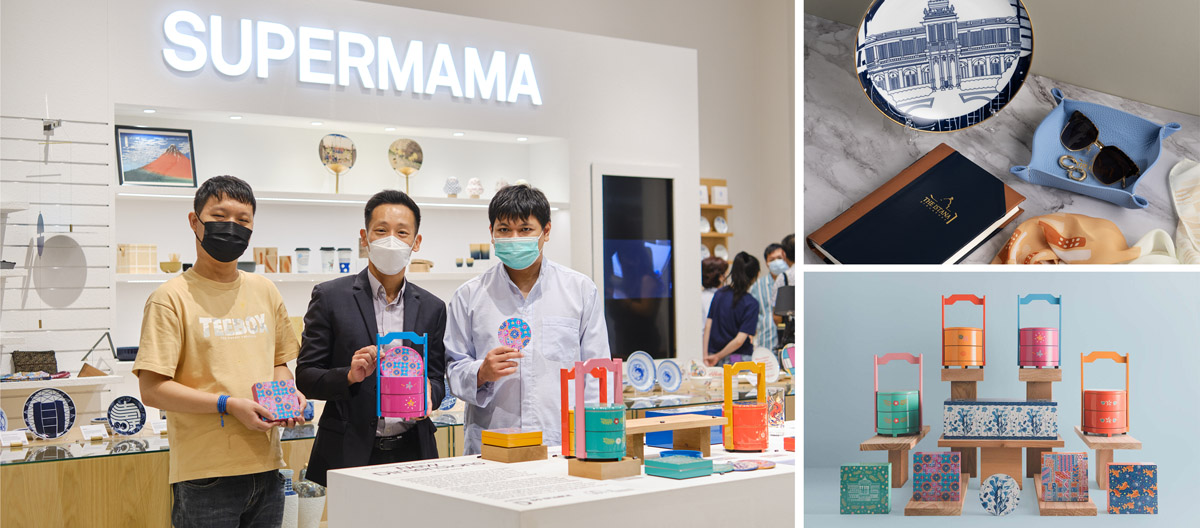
[841,463,891,514]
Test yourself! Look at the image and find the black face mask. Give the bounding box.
[196,221,252,263]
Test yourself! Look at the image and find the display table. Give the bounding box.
[1032,472,1098,516]
[903,474,970,516]
[937,436,1064,490]
[858,425,930,488]
[328,428,795,528]
[1073,426,1143,490]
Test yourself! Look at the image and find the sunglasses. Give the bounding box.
[1058,110,1140,188]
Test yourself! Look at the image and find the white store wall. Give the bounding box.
[1,0,707,382]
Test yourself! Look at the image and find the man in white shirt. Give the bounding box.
[445,185,611,455]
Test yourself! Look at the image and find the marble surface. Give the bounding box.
[803,15,1200,264]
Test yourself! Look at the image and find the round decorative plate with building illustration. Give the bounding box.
[497,318,532,350]
[854,0,1033,132]
[107,395,147,435]
[626,351,656,392]
[23,388,76,439]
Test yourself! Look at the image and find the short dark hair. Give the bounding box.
[364,190,422,232]
[701,257,728,289]
[763,243,785,262]
[489,184,550,228]
[194,175,256,216]
[781,234,795,261]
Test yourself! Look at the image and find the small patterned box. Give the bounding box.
[943,399,1058,440]
[912,451,961,502]
[841,463,890,514]
[1108,463,1157,514]
[1041,452,1088,502]
[251,379,302,421]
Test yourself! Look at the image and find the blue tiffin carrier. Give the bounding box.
[1011,87,1181,209]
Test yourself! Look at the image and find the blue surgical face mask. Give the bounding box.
[768,258,789,276]
[494,236,541,270]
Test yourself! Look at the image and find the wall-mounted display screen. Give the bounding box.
[601,174,675,359]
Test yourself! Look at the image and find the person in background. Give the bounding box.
[771,234,796,300]
[700,257,728,342]
[703,251,761,366]
[444,185,611,455]
[134,176,303,528]
[296,190,446,487]
[749,243,783,351]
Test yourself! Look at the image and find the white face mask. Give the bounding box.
[367,236,413,275]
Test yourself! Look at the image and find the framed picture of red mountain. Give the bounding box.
[114,126,197,187]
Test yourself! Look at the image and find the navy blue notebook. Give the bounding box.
[807,144,1025,264]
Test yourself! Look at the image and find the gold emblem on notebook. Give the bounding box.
[920,195,958,225]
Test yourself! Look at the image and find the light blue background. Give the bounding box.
[804,271,1199,526]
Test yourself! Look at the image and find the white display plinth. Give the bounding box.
[329,425,795,527]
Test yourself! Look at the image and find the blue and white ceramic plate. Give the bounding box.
[627,351,656,392]
[854,0,1033,132]
[658,359,683,393]
[23,388,76,439]
[979,473,1021,516]
[0,408,7,431]
[107,395,147,436]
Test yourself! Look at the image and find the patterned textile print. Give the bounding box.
[912,451,961,502]
[1170,159,1200,263]
[992,213,1141,264]
[1108,463,1158,514]
[840,464,890,514]
[1041,452,1088,502]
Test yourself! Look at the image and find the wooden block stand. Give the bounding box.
[567,457,642,480]
[624,415,727,464]
[1032,472,1098,516]
[903,474,970,516]
[937,436,1064,490]
[1073,426,1142,490]
[1020,368,1061,478]
[481,444,548,464]
[941,369,982,478]
[859,425,930,488]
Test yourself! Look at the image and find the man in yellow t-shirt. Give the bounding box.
[133,176,305,528]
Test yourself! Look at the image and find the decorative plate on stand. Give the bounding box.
[107,395,147,435]
[714,216,728,234]
[854,0,1034,132]
[700,216,711,234]
[23,388,76,439]
[0,408,6,431]
[714,244,729,260]
[627,351,656,392]
[657,359,683,392]
[700,245,711,260]
[744,347,782,386]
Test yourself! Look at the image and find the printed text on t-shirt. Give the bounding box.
[199,314,269,338]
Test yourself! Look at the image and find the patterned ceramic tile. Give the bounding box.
[1108,463,1157,514]
[840,463,890,514]
[912,451,961,502]
[252,379,303,421]
[1041,452,1088,502]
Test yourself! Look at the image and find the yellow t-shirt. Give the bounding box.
[133,269,299,484]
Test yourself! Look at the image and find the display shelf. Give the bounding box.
[699,204,732,211]
[1033,473,1098,516]
[1018,369,1062,382]
[115,188,570,211]
[859,425,930,488]
[0,269,24,280]
[937,435,1065,490]
[1,202,29,215]
[624,414,727,461]
[0,335,26,346]
[1072,426,1142,490]
[700,233,733,238]
[0,375,123,392]
[940,369,984,382]
[115,271,484,284]
[903,473,970,516]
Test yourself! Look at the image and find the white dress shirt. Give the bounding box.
[367,271,414,437]
[445,258,611,455]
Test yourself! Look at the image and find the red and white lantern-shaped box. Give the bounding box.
[1017,294,1062,368]
[1081,351,1130,436]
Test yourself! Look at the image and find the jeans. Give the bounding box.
[171,470,284,528]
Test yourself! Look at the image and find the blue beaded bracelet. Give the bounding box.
[217,395,230,427]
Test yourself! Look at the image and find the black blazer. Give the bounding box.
[296,269,447,486]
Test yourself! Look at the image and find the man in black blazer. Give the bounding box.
[297,190,446,486]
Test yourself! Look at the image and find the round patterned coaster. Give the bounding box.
[746,459,776,470]
[498,318,532,350]
[730,460,759,472]
[980,473,1021,516]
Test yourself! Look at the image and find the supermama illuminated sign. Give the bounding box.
[162,10,542,105]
